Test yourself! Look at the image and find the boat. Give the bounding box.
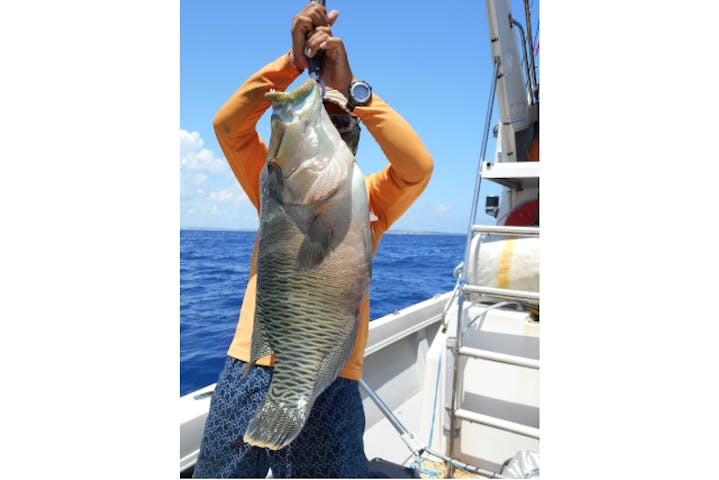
[181,0,539,477]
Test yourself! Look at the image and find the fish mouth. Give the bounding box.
[266,78,320,122]
[265,78,322,174]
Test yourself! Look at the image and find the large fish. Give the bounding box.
[243,78,372,450]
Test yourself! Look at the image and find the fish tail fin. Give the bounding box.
[243,394,312,450]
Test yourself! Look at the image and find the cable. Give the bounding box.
[461,301,524,337]
[427,351,443,446]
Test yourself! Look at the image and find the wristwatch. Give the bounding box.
[347,80,372,110]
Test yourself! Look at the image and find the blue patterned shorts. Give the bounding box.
[193,357,369,478]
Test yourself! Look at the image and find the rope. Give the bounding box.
[427,351,443,446]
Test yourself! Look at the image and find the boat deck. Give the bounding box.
[420,460,491,479]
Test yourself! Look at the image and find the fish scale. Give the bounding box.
[242,78,371,450]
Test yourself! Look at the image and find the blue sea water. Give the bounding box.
[180,229,465,396]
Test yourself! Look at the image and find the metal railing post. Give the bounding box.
[448,58,501,474]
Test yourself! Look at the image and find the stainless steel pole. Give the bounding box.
[509,16,534,105]
[359,379,507,478]
[359,379,409,437]
[524,0,538,102]
[448,58,501,474]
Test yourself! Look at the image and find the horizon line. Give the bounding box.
[180,226,465,235]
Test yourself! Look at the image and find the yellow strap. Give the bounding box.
[496,238,516,289]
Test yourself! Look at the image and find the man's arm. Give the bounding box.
[355,95,434,234]
[307,23,433,234]
[213,53,302,211]
[214,3,335,211]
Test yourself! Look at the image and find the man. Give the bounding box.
[193,3,433,478]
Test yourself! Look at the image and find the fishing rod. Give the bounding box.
[308,0,326,89]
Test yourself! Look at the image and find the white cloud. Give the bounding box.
[180,129,257,229]
[180,130,227,174]
[180,129,203,154]
[209,189,236,203]
[428,203,450,213]
[388,202,464,234]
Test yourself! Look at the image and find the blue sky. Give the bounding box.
[180,0,539,233]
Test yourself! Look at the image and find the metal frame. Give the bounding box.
[447,27,540,470]
[448,57,501,470]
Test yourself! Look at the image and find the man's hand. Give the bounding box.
[305,25,353,98]
[291,3,338,71]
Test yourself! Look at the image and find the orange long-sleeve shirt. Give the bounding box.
[213,52,433,380]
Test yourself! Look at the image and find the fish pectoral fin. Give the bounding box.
[297,237,329,268]
[297,222,332,269]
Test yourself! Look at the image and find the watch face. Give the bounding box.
[352,83,371,103]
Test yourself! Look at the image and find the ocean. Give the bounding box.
[180,229,465,396]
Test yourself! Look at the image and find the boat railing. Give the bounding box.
[509,15,535,105]
[447,33,540,471]
[471,225,539,236]
[448,223,541,474]
[463,226,539,302]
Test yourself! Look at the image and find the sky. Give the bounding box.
[180,0,539,233]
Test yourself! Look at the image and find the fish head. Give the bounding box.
[265,79,324,176]
[264,79,352,205]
